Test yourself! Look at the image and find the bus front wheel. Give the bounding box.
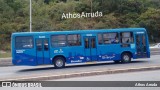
[53,57,65,69]
[121,53,131,63]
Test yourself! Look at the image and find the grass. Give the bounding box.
[0,51,11,58]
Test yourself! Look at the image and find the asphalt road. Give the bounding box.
[2,71,160,90]
[50,70,160,89]
[55,70,160,81]
[0,55,160,80]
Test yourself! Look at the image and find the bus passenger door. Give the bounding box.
[136,34,147,58]
[84,37,97,62]
[36,38,50,65]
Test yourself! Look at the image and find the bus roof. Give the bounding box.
[12,28,146,36]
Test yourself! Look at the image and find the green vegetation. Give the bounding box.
[0,52,11,58]
[0,0,160,51]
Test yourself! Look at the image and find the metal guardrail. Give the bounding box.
[0,58,12,67]
[150,48,160,55]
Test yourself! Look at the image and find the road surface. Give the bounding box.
[55,70,160,81]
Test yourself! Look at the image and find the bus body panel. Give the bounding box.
[12,35,37,66]
[34,35,51,65]
[50,46,85,64]
[97,44,121,61]
[11,28,150,66]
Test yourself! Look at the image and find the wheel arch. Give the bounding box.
[52,55,66,63]
[121,51,133,58]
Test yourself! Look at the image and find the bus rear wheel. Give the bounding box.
[121,53,131,63]
[53,57,65,69]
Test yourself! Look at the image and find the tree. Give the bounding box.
[138,8,160,43]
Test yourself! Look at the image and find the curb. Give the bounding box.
[0,58,12,67]
[1,65,160,81]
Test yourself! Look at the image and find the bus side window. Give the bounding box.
[15,36,33,49]
[91,38,96,48]
[67,34,81,46]
[37,44,42,51]
[36,40,42,51]
[44,39,49,51]
[85,38,89,48]
[51,35,67,47]
[103,33,119,44]
[121,32,133,43]
[44,43,48,51]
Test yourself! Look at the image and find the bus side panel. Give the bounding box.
[67,46,86,63]
[50,46,85,64]
[12,35,37,66]
[13,49,37,66]
[97,44,136,61]
[97,44,121,61]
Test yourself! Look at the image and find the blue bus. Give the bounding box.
[11,28,150,68]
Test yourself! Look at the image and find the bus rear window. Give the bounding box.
[15,36,33,49]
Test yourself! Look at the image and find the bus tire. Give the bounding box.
[53,57,65,69]
[121,53,131,63]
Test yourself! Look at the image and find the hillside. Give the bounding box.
[0,0,160,50]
